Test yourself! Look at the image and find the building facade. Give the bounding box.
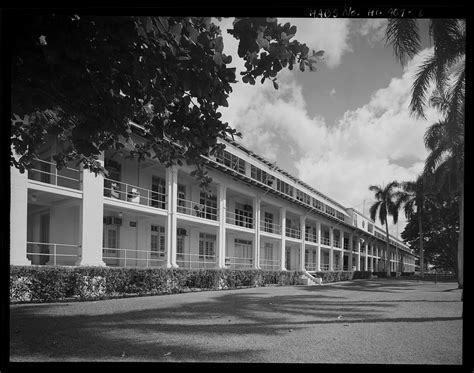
[10,130,418,273]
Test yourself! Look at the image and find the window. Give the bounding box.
[312,198,324,211]
[235,239,252,258]
[177,184,186,213]
[276,179,293,196]
[217,150,246,174]
[151,225,165,255]
[325,205,336,217]
[263,243,273,260]
[250,165,274,186]
[296,190,311,205]
[199,233,216,259]
[353,214,358,227]
[235,202,253,228]
[200,191,217,220]
[177,236,184,259]
[336,211,345,221]
[264,212,274,233]
[151,176,166,209]
[368,223,374,233]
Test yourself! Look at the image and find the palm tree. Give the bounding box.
[385,19,465,119]
[369,181,404,277]
[397,174,432,278]
[424,88,464,288]
[386,19,465,289]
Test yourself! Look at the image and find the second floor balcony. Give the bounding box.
[226,210,254,229]
[177,198,218,221]
[104,178,167,210]
[260,220,282,235]
[28,158,82,191]
[286,227,301,240]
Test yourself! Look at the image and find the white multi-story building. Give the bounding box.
[10,127,417,273]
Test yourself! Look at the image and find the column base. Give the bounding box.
[10,259,32,266]
[79,260,107,267]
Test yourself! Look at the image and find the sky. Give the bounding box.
[216,18,441,239]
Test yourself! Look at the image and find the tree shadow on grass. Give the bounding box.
[9,285,462,362]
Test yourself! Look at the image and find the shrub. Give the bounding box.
[9,266,305,303]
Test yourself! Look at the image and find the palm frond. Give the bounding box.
[369,201,381,222]
[369,185,382,200]
[424,120,446,151]
[385,19,421,66]
[411,53,438,119]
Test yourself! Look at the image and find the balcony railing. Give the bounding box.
[226,211,254,229]
[321,237,330,246]
[28,158,81,190]
[320,263,330,271]
[225,256,253,269]
[305,262,319,271]
[104,178,167,209]
[333,239,341,248]
[285,227,301,239]
[26,242,80,266]
[177,252,217,269]
[259,259,280,271]
[305,232,318,243]
[260,220,282,235]
[343,242,349,250]
[103,248,167,267]
[177,198,218,221]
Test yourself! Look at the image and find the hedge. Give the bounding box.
[10,266,304,303]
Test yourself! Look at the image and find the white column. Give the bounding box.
[280,207,286,270]
[217,184,226,268]
[340,231,345,270]
[364,241,368,271]
[10,165,31,265]
[370,243,374,272]
[356,236,361,271]
[348,233,353,271]
[329,227,334,271]
[166,166,178,268]
[316,221,321,271]
[80,154,106,266]
[375,246,379,271]
[253,196,261,269]
[299,215,306,271]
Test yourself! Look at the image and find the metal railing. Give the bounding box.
[102,247,167,267]
[259,259,280,271]
[321,237,330,246]
[176,252,217,269]
[305,262,319,271]
[305,232,318,243]
[226,211,254,229]
[260,220,282,235]
[320,263,330,271]
[177,198,218,221]
[28,158,81,190]
[285,227,301,239]
[103,178,167,209]
[225,256,253,269]
[333,239,341,248]
[26,242,80,266]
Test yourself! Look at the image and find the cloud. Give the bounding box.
[330,88,336,97]
[280,18,352,68]
[353,19,388,45]
[220,46,439,237]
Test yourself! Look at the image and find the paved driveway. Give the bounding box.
[9,279,463,364]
